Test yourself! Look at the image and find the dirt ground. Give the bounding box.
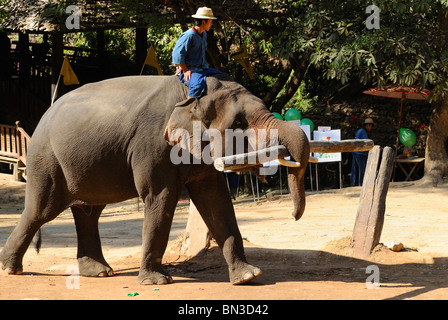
[1,172,448,300]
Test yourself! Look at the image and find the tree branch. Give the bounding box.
[164,0,189,31]
[270,56,308,113]
[262,58,292,107]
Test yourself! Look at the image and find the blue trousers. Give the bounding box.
[351,153,367,186]
[178,68,223,98]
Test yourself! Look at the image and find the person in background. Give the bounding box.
[351,118,374,186]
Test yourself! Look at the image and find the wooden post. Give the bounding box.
[96,30,105,78]
[352,146,395,258]
[135,27,148,73]
[18,31,30,86]
[51,32,64,103]
[180,201,211,257]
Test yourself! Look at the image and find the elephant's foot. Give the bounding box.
[229,263,263,285]
[0,251,23,275]
[78,256,114,277]
[0,263,23,275]
[138,269,173,285]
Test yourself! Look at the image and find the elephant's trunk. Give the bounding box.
[250,109,310,220]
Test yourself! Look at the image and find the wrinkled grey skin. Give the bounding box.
[0,74,309,285]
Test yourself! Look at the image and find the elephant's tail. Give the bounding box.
[33,229,42,254]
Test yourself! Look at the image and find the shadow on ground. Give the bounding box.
[107,242,448,300]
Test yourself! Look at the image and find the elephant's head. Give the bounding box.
[164,74,310,220]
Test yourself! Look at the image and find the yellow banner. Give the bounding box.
[232,44,254,79]
[144,45,163,75]
[60,55,80,85]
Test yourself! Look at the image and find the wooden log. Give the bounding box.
[180,201,211,257]
[214,139,374,172]
[352,146,395,258]
[214,145,289,171]
[310,139,374,153]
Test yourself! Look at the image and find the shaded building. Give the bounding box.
[0,0,166,132]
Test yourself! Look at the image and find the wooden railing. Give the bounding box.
[0,121,30,181]
[0,124,18,160]
[15,121,31,166]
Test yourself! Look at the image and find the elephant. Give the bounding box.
[0,74,310,285]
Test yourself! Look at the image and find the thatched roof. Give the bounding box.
[1,0,169,33]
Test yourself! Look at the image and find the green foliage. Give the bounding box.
[215,0,446,103]
[301,0,448,100]
[0,0,9,30]
[65,29,136,59]
[147,24,182,74]
[281,80,317,113]
[59,0,448,107]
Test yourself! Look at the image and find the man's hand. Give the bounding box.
[175,64,192,83]
[183,70,192,83]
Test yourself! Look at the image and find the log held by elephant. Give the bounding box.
[213,139,374,172]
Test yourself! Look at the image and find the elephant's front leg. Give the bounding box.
[138,188,179,285]
[186,172,262,285]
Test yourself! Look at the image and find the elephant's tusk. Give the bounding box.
[274,158,301,167]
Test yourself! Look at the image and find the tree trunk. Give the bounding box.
[423,1,448,186]
[262,59,293,107]
[206,21,231,71]
[165,0,189,31]
[270,56,308,113]
[423,95,448,186]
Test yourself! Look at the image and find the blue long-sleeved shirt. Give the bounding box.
[354,128,369,156]
[172,28,208,72]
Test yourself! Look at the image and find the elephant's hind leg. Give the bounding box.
[0,209,47,275]
[71,205,114,277]
[0,178,68,275]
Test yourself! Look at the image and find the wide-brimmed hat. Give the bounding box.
[192,7,217,20]
[364,118,375,125]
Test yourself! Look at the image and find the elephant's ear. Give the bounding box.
[174,97,197,108]
[164,98,202,145]
[175,96,213,125]
[174,97,205,121]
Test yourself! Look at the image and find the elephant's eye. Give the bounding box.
[232,115,248,130]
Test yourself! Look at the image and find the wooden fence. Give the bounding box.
[0,122,30,181]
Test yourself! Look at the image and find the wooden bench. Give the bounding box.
[0,122,30,181]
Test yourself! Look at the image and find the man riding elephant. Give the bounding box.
[172,7,223,101]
